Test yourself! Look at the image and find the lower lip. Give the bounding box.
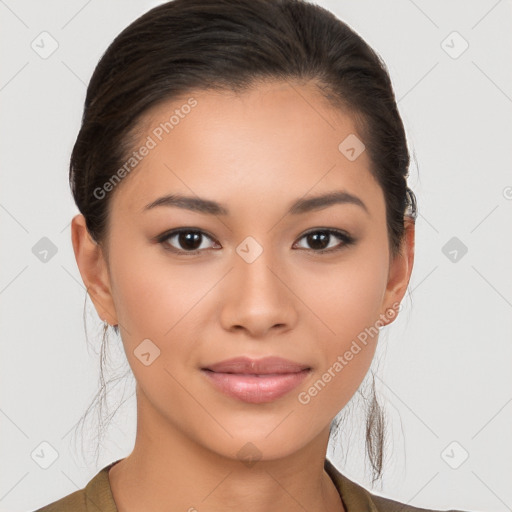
[201,369,311,404]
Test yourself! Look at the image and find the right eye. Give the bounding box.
[156,228,220,255]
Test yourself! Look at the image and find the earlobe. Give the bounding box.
[71,214,118,326]
[381,217,415,326]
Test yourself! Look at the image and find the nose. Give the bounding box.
[219,249,299,338]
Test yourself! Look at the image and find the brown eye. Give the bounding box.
[294,229,355,253]
[158,229,218,254]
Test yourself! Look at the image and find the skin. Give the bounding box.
[71,79,414,512]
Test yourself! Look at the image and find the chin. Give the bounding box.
[194,419,320,463]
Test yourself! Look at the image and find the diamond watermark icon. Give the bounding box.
[134,338,161,366]
[236,236,263,264]
[441,31,469,59]
[237,442,262,468]
[32,237,58,263]
[338,133,365,161]
[31,31,59,59]
[441,440,469,469]
[31,441,59,469]
[441,236,468,263]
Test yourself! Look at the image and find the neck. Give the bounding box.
[108,390,345,512]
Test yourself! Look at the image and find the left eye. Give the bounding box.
[293,229,354,253]
[157,228,354,254]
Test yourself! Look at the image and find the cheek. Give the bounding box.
[108,248,201,401]
[108,244,216,394]
[109,241,204,339]
[294,242,388,410]
[300,241,389,344]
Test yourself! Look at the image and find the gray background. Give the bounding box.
[0,1,511,511]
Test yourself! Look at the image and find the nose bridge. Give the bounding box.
[238,241,282,299]
[219,235,297,335]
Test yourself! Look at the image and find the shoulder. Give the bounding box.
[325,458,473,512]
[31,488,87,512]
[30,460,120,512]
[369,492,471,512]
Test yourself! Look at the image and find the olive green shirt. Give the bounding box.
[33,458,471,512]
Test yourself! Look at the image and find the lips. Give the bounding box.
[201,356,312,403]
[202,356,311,375]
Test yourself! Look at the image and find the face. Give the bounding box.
[72,79,413,462]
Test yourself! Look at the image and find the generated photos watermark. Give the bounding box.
[93,97,198,200]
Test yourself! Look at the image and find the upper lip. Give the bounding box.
[202,356,311,374]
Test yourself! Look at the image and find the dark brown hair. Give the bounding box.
[71,0,417,485]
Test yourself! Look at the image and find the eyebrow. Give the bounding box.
[142,190,369,216]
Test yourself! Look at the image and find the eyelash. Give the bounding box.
[155,228,355,255]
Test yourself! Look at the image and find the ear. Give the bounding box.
[71,214,118,326]
[380,217,415,326]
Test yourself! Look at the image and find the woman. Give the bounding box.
[33,0,473,510]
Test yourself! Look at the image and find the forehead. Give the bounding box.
[109,80,382,220]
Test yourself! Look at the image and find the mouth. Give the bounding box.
[200,356,312,404]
